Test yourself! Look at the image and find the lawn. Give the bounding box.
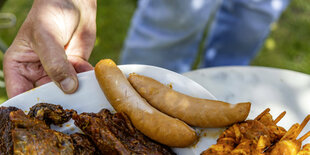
[0,0,310,103]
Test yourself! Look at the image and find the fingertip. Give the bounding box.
[59,76,79,94]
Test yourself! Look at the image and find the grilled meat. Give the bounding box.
[27,103,100,154]
[0,104,97,155]
[28,103,75,126]
[0,106,19,154]
[70,133,101,155]
[11,109,75,154]
[1,103,176,154]
[73,109,175,155]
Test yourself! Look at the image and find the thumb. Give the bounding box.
[32,29,78,94]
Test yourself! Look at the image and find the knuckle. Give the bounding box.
[44,63,69,82]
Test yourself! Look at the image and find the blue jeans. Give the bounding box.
[120,0,290,73]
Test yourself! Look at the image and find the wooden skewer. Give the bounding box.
[297,115,310,137]
[280,123,300,140]
[284,115,310,140]
[298,131,310,142]
[274,111,286,124]
[255,108,271,121]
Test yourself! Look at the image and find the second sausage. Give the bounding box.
[95,59,198,147]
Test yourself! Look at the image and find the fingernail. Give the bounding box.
[60,77,77,93]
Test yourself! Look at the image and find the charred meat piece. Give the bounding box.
[0,106,19,154]
[28,103,75,126]
[70,133,101,155]
[10,110,75,155]
[1,105,98,155]
[73,109,175,155]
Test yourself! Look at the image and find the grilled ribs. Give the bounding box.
[1,103,175,154]
[73,109,175,155]
[0,104,98,155]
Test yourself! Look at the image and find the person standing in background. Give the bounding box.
[121,0,290,73]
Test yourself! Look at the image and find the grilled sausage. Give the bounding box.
[94,59,197,147]
[128,73,251,128]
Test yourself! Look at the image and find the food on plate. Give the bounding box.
[95,59,197,147]
[0,106,19,154]
[128,73,251,128]
[70,133,101,155]
[28,103,75,126]
[254,108,287,143]
[298,144,310,154]
[1,107,75,154]
[267,115,310,155]
[73,109,175,155]
[0,104,100,155]
[201,108,310,155]
[1,103,175,154]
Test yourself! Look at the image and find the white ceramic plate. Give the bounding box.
[1,64,219,155]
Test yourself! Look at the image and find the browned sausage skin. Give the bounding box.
[128,73,251,128]
[95,59,198,147]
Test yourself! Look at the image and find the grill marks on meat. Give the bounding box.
[10,110,75,155]
[28,103,75,126]
[73,109,175,155]
[0,106,19,154]
[70,133,101,155]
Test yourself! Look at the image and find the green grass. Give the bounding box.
[0,0,310,102]
[89,0,136,65]
[251,0,310,73]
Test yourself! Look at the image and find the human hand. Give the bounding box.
[3,0,97,98]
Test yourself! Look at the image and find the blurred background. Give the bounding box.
[0,0,309,103]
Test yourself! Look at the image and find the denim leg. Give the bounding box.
[202,0,290,67]
[120,0,220,73]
